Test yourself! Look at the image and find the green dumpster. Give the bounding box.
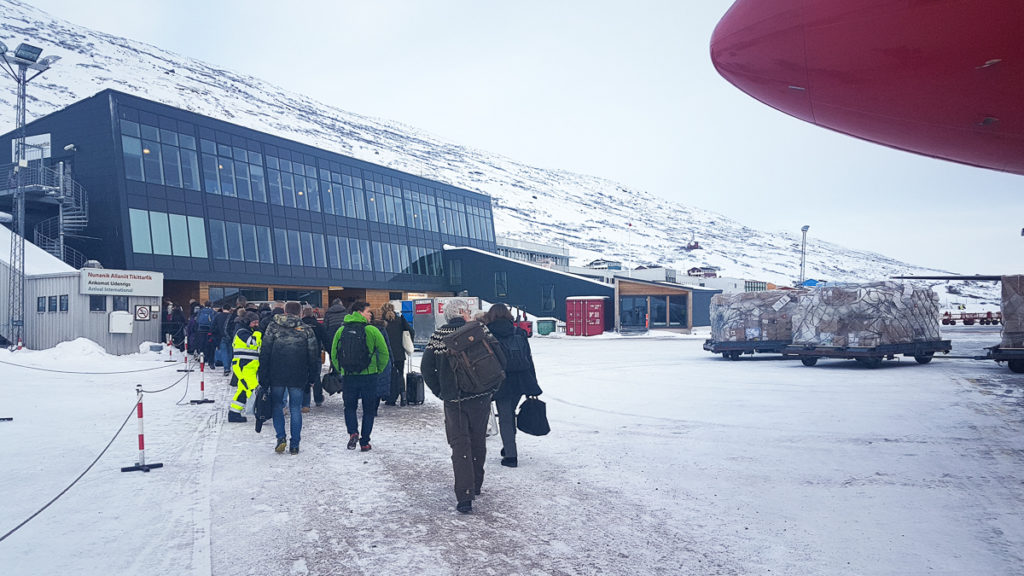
[536,318,557,335]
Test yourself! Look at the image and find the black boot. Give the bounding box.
[228,411,248,423]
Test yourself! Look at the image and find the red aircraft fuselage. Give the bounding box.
[710,0,1024,175]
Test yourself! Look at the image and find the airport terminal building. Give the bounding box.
[0,89,496,310]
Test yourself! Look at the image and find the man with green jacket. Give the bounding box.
[332,301,389,451]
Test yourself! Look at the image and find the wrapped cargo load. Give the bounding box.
[791,282,941,347]
[710,290,803,342]
[1000,275,1024,348]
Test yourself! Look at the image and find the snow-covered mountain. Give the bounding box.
[0,0,997,303]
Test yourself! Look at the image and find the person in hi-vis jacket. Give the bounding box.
[228,312,261,423]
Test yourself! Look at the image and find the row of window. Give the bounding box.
[37,295,69,313]
[119,117,495,243]
[129,209,443,276]
[36,295,131,313]
[129,209,209,258]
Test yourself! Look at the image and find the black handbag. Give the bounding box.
[321,370,344,395]
[253,385,272,433]
[516,396,550,436]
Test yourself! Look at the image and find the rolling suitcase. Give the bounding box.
[406,367,425,405]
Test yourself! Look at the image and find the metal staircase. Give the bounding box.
[0,161,89,268]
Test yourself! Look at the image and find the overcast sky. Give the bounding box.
[20,0,1024,274]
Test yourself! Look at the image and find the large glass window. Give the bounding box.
[200,139,264,201]
[209,286,268,308]
[209,220,273,263]
[494,271,508,299]
[225,221,243,261]
[257,226,273,263]
[129,209,152,253]
[122,135,144,181]
[130,209,206,258]
[210,220,227,260]
[274,229,289,265]
[650,296,668,328]
[149,212,172,255]
[669,295,688,327]
[187,216,208,258]
[541,284,555,312]
[119,118,200,190]
[168,214,190,256]
[619,297,647,328]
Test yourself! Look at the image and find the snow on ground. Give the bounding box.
[1,328,1023,575]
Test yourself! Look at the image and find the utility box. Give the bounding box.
[535,317,558,335]
[566,297,607,336]
[109,311,134,334]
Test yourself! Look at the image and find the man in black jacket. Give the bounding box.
[258,301,321,455]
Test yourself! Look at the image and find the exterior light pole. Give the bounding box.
[799,224,810,286]
[0,41,60,348]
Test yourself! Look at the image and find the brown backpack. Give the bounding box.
[443,321,507,395]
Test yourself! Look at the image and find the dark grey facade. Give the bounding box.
[445,246,613,321]
[0,90,496,307]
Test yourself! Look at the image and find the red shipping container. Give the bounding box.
[566,297,607,336]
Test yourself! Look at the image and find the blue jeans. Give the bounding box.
[343,375,380,447]
[220,336,233,372]
[271,386,303,448]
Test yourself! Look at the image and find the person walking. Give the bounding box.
[301,305,328,410]
[484,303,542,468]
[160,300,187,351]
[258,301,321,455]
[381,302,414,406]
[421,298,503,514]
[227,312,261,423]
[323,298,347,353]
[331,301,389,452]
[369,310,394,405]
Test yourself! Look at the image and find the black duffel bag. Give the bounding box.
[516,396,550,436]
[321,370,344,396]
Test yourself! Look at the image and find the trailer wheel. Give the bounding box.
[1008,360,1024,374]
[801,357,818,367]
[914,352,934,364]
[721,352,729,359]
[728,351,742,361]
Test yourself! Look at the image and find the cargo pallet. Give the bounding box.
[784,340,952,368]
[983,346,1024,373]
[703,339,792,360]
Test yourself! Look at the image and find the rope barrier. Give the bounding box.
[0,358,187,375]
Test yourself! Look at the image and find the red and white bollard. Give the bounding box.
[121,385,164,473]
[16,337,23,351]
[164,333,176,362]
[190,353,214,404]
[177,337,194,372]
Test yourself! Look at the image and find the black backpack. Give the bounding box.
[336,322,371,373]
[196,307,216,331]
[499,329,531,372]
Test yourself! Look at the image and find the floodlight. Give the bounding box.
[37,55,60,67]
[801,225,810,232]
[0,211,12,223]
[0,41,7,55]
[14,43,42,63]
